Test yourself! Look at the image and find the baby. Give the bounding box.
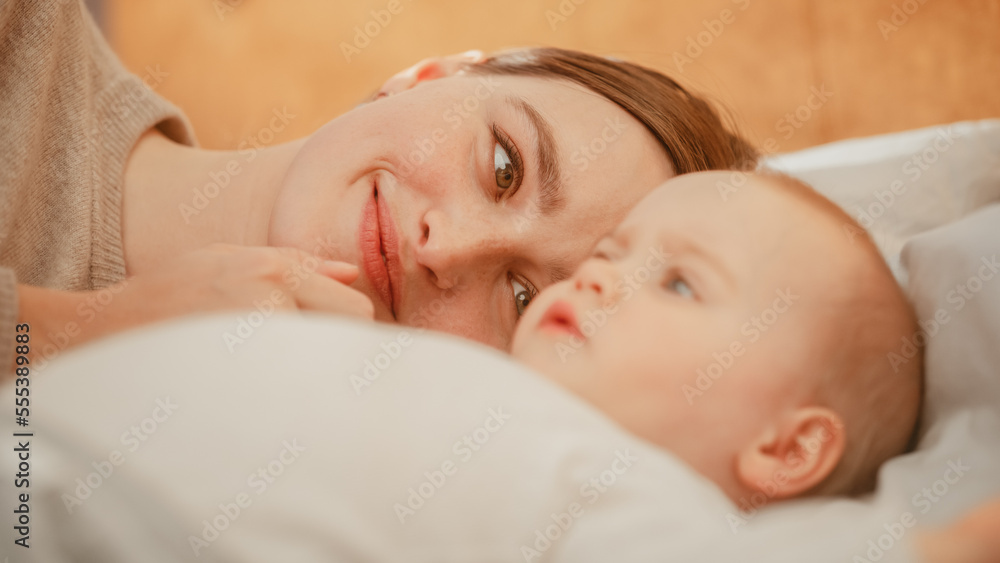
[511,170,923,503]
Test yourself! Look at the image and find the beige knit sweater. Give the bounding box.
[0,0,196,371]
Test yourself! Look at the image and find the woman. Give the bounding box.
[0,0,755,372]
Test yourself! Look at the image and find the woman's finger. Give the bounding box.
[294,273,375,319]
[269,247,359,284]
[318,260,360,284]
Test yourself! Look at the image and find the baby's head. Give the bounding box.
[511,171,922,503]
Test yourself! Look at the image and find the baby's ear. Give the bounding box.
[372,50,486,99]
[735,407,846,501]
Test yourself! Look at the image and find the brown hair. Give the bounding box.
[467,47,758,174]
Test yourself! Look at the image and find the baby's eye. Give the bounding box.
[664,276,695,300]
[511,276,536,317]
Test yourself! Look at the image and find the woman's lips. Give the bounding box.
[538,300,584,340]
[378,178,404,318]
[359,176,402,319]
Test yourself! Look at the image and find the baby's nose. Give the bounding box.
[574,258,618,299]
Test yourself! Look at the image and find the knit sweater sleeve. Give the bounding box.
[0,0,197,373]
[0,268,15,374]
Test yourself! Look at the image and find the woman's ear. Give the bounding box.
[735,407,846,501]
[373,50,486,99]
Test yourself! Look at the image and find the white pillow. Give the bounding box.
[903,204,1000,428]
[0,314,737,563]
[765,119,1000,283]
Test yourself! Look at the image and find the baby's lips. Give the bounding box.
[539,299,585,340]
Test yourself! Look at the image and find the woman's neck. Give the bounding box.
[121,128,307,276]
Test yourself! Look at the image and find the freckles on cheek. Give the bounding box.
[405,296,507,349]
[389,129,466,185]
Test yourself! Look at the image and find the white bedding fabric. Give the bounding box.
[2,120,999,562]
[765,119,1000,284]
[1,315,737,562]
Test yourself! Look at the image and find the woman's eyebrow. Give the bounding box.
[546,257,574,283]
[505,95,565,217]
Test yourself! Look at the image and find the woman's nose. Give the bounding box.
[415,208,514,290]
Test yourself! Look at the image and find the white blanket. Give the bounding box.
[1,314,737,562]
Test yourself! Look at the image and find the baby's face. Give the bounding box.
[511,171,855,472]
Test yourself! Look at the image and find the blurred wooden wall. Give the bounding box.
[107,0,1000,154]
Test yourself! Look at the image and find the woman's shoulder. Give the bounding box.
[0,0,195,291]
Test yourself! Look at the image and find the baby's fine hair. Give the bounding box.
[756,171,924,496]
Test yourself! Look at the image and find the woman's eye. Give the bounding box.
[495,143,515,190]
[511,277,535,317]
[490,125,523,201]
[665,276,695,300]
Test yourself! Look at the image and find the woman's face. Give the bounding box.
[268,73,674,349]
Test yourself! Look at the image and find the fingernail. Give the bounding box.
[323,260,357,270]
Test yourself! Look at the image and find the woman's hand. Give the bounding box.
[13,244,373,373]
[114,243,374,322]
[917,497,1000,563]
